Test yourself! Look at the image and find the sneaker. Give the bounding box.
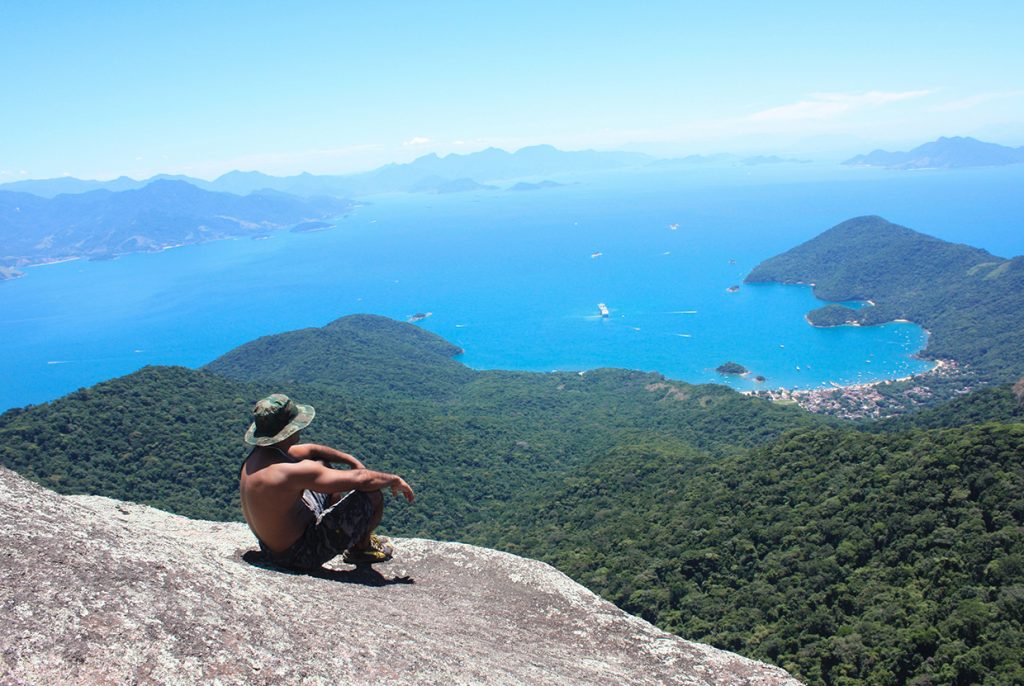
[343,535,394,564]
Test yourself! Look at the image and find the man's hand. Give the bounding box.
[391,476,415,503]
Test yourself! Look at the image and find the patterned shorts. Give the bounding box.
[261,490,376,570]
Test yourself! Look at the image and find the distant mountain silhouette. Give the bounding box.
[0,145,653,199]
[0,180,350,270]
[843,136,1024,169]
[0,173,207,198]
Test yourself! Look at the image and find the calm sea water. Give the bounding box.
[2,163,1021,411]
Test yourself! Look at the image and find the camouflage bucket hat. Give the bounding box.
[244,393,315,446]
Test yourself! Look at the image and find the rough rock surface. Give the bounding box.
[0,468,801,685]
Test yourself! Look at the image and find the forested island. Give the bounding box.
[715,362,748,375]
[2,313,1022,685]
[805,304,863,327]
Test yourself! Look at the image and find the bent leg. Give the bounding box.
[351,490,384,551]
[306,490,380,567]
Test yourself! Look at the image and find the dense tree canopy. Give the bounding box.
[1,314,1021,684]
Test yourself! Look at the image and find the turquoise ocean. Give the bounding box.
[2,163,1022,411]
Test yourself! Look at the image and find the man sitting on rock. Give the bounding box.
[239,393,414,570]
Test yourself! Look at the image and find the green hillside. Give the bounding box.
[1,314,1022,684]
[476,423,1024,684]
[0,316,823,531]
[746,216,1024,382]
[204,313,474,400]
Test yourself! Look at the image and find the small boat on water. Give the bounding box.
[669,223,679,230]
[591,251,603,258]
[408,312,433,323]
[598,303,610,318]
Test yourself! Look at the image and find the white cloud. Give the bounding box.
[748,90,935,122]
[932,90,1024,112]
[403,136,432,146]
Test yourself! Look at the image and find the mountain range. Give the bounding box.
[843,136,1024,169]
[0,143,807,278]
[0,145,653,199]
[6,137,1021,203]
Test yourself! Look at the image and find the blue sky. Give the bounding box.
[2,1,1022,180]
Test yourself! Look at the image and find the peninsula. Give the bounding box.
[0,180,351,277]
[746,215,1024,384]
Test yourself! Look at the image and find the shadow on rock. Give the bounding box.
[240,549,415,586]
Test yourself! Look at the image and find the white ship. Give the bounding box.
[598,303,610,318]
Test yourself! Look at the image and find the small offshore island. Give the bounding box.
[804,303,865,327]
[715,361,748,375]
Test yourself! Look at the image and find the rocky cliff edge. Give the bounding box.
[0,468,800,685]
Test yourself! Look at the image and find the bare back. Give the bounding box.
[239,447,315,553]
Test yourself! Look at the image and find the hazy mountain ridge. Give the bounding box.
[0,145,660,277]
[0,145,653,199]
[1,144,824,200]
[0,179,351,273]
[843,136,1024,169]
[746,215,1024,382]
[7,136,1022,203]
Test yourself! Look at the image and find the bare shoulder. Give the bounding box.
[265,457,329,487]
[242,451,314,486]
[285,443,318,459]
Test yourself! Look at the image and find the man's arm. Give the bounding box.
[288,443,366,470]
[283,459,415,503]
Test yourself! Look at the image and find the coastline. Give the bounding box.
[804,313,862,327]
[2,212,347,283]
[25,256,82,268]
[746,358,962,420]
[778,297,947,418]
